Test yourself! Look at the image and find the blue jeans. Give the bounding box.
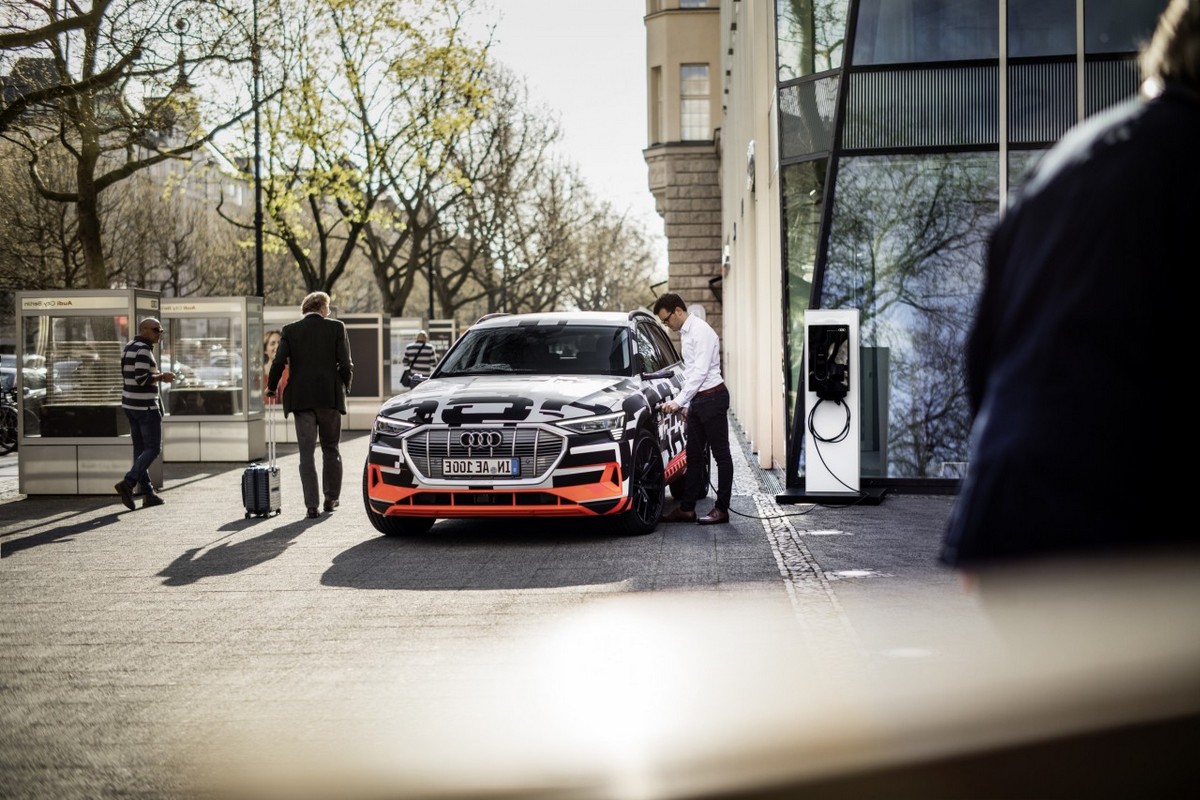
[123,408,162,496]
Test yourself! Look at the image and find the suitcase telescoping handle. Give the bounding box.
[267,403,277,469]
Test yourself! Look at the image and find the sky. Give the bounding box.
[478,0,667,272]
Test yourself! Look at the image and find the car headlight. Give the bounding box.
[373,416,415,438]
[558,411,626,440]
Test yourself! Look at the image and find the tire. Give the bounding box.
[362,461,435,537]
[668,444,710,500]
[618,428,665,535]
[0,405,17,455]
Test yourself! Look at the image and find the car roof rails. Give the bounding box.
[472,312,511,325]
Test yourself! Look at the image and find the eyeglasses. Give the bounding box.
[150,328,163,333]
[657,310,675,325]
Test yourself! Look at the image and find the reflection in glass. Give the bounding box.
[852,0,997,66]
[162,316,245,416]
[781,159,826,439]
[779,76,839,159]
[823,153,998,477]
[22,315,131,438]
[1008,0,1075,57]
[1008,148,1047,198]
[776,0,849,81]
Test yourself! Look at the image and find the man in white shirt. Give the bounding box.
[654,292,733,525]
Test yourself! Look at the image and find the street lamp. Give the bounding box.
[251,0,264,298]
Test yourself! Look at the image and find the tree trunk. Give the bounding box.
[77,136,105,288]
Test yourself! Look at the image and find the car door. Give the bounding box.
[633,319,687,470]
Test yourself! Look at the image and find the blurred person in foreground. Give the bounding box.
[267,292,353,519]
[941,0,1200,638]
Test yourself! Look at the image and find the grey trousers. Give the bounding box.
[292,408,343,510]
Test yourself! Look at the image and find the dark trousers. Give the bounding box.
[123,408,161,496]
[293,408,343,509]
[680,386,734,512]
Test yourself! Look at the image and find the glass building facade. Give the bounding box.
[775,0,1165,483]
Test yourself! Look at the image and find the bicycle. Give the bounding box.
[1,387,18,455]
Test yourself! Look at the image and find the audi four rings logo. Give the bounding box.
[460,431,503,448]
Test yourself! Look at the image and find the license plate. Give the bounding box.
[442,458,519,477]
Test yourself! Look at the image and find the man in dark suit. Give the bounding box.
[267,291,353,519]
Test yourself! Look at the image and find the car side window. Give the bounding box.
[634,322,671,374]
[645,323,680,365]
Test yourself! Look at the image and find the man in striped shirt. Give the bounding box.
[114,318,175,511]
[402,330,437,380]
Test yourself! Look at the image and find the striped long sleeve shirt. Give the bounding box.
[121,337,161,413]
[403,340,437,375]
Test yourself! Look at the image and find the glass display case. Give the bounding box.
[15,289,163,495]
[161,297,265,462]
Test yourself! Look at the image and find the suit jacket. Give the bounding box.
[267,313,353,416]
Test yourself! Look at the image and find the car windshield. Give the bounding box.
[436,325,632,377]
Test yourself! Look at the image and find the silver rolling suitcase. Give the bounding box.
[242,408,281,517]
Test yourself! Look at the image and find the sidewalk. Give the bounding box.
[4,424,1192,798]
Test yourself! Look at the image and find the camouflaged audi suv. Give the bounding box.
[362,310,700,536]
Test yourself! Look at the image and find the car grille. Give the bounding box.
[404,426,566,481]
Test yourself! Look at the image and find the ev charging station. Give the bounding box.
[804,309,860,496]
[775,308,886,505]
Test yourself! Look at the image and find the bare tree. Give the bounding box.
[0,137,83,290]
[425,64,561,317]
[0,1,145,134]
[259,0,489,305]
[2,0,259,288]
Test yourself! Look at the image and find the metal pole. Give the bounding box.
[253,0,264,298]
[427,260,434,323]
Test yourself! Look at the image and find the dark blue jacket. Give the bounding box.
[941,83,1199,566]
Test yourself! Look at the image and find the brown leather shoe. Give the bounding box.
[697,507,730,525]
[660,507,697,523]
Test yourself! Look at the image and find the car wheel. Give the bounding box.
[619,428,665,535]
[362,462,435,537]
[668,445,710,500]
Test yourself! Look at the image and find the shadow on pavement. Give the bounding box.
[157,518,318,585]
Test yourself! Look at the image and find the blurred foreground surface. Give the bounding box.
[191,553,1199,800]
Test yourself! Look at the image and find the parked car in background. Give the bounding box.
[363,310,705,537]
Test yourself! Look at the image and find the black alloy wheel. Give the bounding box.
[619,428,666,535]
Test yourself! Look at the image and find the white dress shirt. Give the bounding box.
[676,313,724,408]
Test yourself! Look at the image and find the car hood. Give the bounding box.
[377,374,638,426]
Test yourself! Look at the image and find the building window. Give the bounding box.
[1084,0,1164,54]
[1008,0,1075,58]
[852,0,998,65]
[776,0,849,80]
[651,66,663,144]
[822,152,998,478]
[679,0,709,8]
[680,64,710,141]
